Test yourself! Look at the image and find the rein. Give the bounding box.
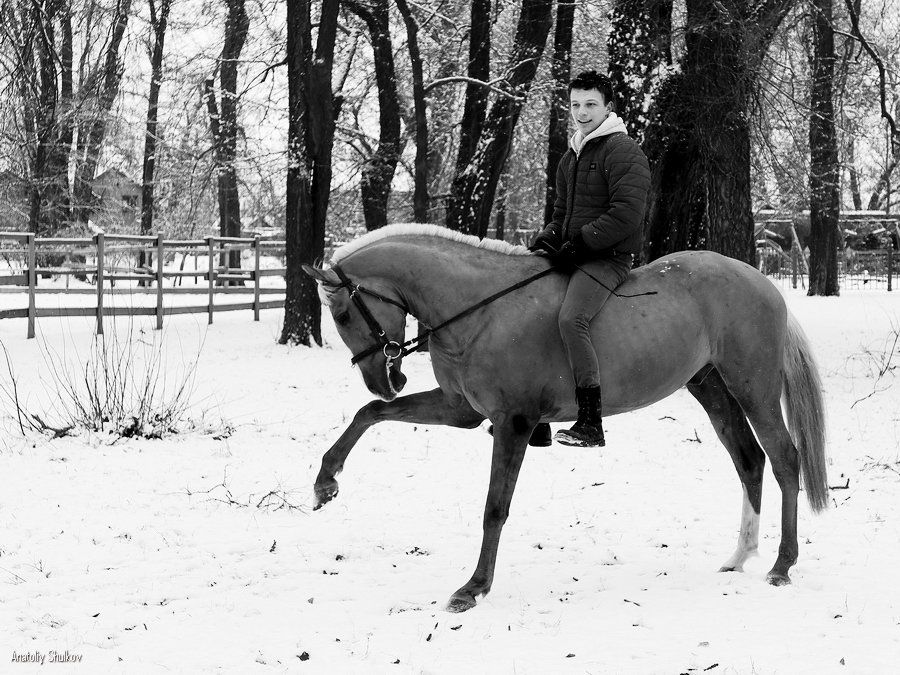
[330,257,657,367]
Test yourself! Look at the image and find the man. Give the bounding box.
[531,70,651,447]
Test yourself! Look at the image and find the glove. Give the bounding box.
[528,230,559,255]
[552,234,589,271]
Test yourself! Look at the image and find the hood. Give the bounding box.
[570,112,629,156]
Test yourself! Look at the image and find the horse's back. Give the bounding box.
[588,251,787,413]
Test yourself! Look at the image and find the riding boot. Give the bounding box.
[555,386,605,447]
[488,422,552,447]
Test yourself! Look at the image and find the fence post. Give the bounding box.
[26,233,36,339]
[156,234,165,329]
[791,247,798,289]
[888,247,893,292]
[207,237,215,325]
[95,232,105,335]
[253,235,261,321]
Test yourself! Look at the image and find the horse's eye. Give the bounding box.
[335,311,351,326]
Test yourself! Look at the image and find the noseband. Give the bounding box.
[331,265,410,367]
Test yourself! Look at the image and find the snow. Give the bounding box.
[1,284,898,674]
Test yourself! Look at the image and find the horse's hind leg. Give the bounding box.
[314,387,484,509]
[740,405,801,585]
[715,369,802,585]
[687,367,766,573]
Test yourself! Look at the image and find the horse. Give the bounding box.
[302,224,828,613]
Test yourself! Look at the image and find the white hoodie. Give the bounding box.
[569,112,628,157]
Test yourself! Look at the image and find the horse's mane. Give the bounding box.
[330,223,530,265]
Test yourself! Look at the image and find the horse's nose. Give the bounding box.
[390,368,407,393]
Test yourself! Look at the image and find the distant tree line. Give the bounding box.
[1,0,898,346]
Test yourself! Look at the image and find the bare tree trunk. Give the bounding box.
[281,0,340,345]
[544,0,575,224]
[141,0,172,239]
[72,0,132,225]
[396,0,429,222]
[608,0,672,141]
[346,0,401,231]
[455,0,491,175]
[446,0,554,236]
[807,0,840,295]
[28,0,70,236]
[58,6,74,186]
[847,135,862,211]
[207,0,249,272]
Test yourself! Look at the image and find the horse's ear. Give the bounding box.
[302,264,339,286]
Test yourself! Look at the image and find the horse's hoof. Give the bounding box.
[718,565,741,573]
[446,593,477,613]
[765,570,792,586]
[313,478,339,510]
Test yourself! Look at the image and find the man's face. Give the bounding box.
[570,87,609,136]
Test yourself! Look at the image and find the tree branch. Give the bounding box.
[843,0,899,147]
[423,76,523,101]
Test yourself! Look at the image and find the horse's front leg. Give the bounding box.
[448,413,533,612]
[314,387,484,509]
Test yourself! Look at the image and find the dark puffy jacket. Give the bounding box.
[539,132,650,256]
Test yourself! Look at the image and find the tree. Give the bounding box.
[412,4,468,215]
[807,0,840,295]
[453,0,491,180]
[72,0,133,225]
[345,0,401,231]
[544,0,575,224]
[396,0,429,222]
[206,0,249,271]
[140,0,173,240]
[5,0,72,235]
[281,0,341,345]
[613,0,796,265]
[608,0,672,141]
[843,0,900,212]
[445,0,554,237]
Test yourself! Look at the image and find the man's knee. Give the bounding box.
[558,310,590,337]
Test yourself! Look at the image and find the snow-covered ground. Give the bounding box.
[0,283,898,674]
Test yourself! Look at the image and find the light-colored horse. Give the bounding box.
[303,224,827,612]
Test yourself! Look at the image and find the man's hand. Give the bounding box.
[552,234,589,271]
[528,230,559,255]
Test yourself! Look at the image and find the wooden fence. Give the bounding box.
[757,243,896,291]
[0,232,287,338]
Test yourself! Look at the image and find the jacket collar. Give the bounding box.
[570,112,628,156]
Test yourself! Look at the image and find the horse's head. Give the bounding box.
[303,264,408,401]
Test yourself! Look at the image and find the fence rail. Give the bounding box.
[0,232,287,338]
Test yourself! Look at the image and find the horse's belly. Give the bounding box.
[592,297,710,413]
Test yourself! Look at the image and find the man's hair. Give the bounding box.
[568,70,616,111]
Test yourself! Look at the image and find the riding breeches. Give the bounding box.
[558,254,633,389]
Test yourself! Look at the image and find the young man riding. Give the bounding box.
[531,70,651,447]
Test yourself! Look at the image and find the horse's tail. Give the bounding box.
[782,310,829,512]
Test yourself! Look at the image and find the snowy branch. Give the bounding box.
[423,76,524,101]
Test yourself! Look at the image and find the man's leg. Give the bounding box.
[556,256,631,446]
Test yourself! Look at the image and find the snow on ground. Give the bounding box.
[0,283,898,674]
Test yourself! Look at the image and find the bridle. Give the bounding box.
[328,263,557,370]
[331,265,410,368]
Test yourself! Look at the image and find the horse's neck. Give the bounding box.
[364,241,528,329]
